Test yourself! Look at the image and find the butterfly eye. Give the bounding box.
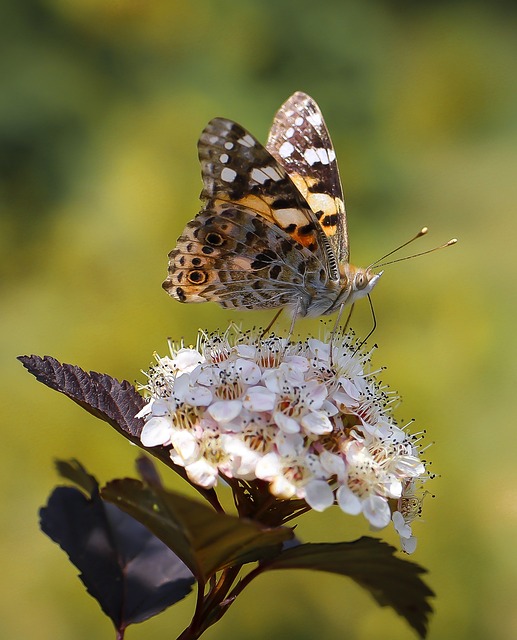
[355,273,368,290]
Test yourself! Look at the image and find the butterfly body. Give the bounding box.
[163,92,380,318]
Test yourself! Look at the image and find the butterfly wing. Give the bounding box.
[163,113,343,316]
[163,201,336,315]
[267,91,349,265]
[197,117,338,278]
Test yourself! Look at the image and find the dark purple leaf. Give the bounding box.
[102,478,294,584]
[18,355,220,509]
[40,474,195,633]
[261,538,434,638]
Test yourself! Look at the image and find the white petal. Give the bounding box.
[401,535,417,554]
[273,411,300,434]
[185,458,219,488]
[276,432,304,456]
[255,452,282,479]
[301,411,333,435]
[235,344,256,358]
[363,495,392,529]
[319,450,346,481]
[336,485,362,515]
[307,338,330,361]
[207,400,243,424]
[140,417,172,447]
[392,511,412,539]
[135,402,153,419]
[395,455,425,477]
[305,381,327,410]
[236,358,262,385]
[173,348,204,373]
[242,386,276,411]
[283,355,310,371]
[304,480,334,512]
[170,430,199,464]
[320,399,339,417]
[184,385,213,407]
[270,475,296,499]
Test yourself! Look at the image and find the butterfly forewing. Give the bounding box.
[267,91,349,264]
[162,93,375,318]
[198,117,336,274]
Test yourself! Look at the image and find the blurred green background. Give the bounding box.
[2,1,516,638]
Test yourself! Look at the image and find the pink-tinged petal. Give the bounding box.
[270,475,296,499]
[273,411,300,434]
[336,486,362,515]
[185,385,213,407]
[242,386,276,411]
[363,495,392,529]
[235,344,256,358]
[255,452,282,480]
[307,338,330,361]
[207,400,243,424]
[170,430,199,464]
[236,358,262,385]
[185,458,219,488]
[319,450,346,481]
[301,411,332,435]
[276,432,304,456]
[304,480,334,512]
[283,355,310,371]
[140,416,172,447]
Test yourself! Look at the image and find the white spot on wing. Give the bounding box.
[286,127,295,138]
[316,148,330,164]
[295,116,304,126]
[304,148,319,165]
[251,167,269,184]
[219,154,229,163]
[307,112,323,127]
[328,149,336,162]
[224,141,234,150]
[250,166,282,184]
[238,134,255,148]
[304,147,330,165]
[279,141,295,158]
[209,136,218,144]
[262,165,282,181]
[221,167,237,182]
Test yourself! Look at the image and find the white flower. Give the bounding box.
[139,326,430,552]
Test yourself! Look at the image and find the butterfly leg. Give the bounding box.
[286,298,303,344]
[329,303,354,365]
[353,294,377,354]
[260,308,284,339]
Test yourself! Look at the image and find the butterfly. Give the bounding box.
[163,91,381,318]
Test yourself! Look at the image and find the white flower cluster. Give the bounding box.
[138,327,427,553]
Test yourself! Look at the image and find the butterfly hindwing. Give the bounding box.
[163,201,334,314]
[267,91,349,264]
[198,117,338,279]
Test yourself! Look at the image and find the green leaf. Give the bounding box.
[261,538,434,638]
[102,479,293,584]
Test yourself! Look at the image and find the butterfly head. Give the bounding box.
[343,264,383,306]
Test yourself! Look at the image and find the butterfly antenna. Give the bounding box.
[369,227,457,270]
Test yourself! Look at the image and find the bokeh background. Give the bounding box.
[2,1,516,639]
